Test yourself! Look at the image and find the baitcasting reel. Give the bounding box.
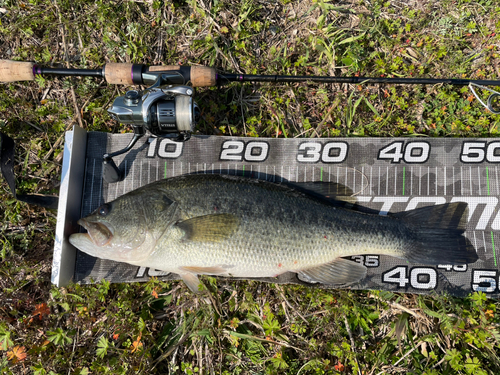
[103,74,200,183]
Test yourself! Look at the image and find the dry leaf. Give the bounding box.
[33,303,50,320]
[7,346,27,363]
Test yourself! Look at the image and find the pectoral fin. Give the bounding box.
[176,214,240,242]
[178,266,232,293]
[179,272,204,293]
[298,258,367,285]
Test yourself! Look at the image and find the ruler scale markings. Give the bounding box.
[90,159,95,209]
[321,167,323,182]
[99,162,104,205]
[435,166,437,195]
[461,167,463,196]
[172,161,175,177]
[83,158,89,211]
[483,231,486,254]
[444,166,446,196]
[492,232,498,267]
[487,167,490,196]
[346,166,348,189]
[378,167,381,196]
[394,166,397,196]
[453,167,455,196]
[337,167,340,185]
[370,167,372,195]
[403,166,405,196]
[427,166,429,196]
[496,166,499,196]
[148,160,151,184]
[296,166,298,182]
[469,166,472,196]
[386,166,389,196]
[478,166,481,196]
[410,166,413,196]
[124,160,128,195]
[329,167,331,183]
[418,167,422,195]
[473,231,478,254]
[115,176,119,202]
[131,162,135,191]
[361,166,364,193]
[212,163,214,174]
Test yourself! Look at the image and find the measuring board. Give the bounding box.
[52,129,500,298]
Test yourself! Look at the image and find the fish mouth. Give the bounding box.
[77,218,114,247]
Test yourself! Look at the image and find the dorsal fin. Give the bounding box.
[393,202,468,231]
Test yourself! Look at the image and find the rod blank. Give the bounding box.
[218,73,500,87]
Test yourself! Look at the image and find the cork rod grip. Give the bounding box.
[148,65,182,72]
[150,65,217,86]
[104,63,134,85]
[0,60,35,82]
[190,66,216,87]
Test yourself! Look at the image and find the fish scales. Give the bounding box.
[152,176,406,274]
[70,174,478,292]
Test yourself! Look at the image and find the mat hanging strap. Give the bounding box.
[0,132,59,209]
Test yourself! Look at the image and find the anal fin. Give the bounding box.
[298,258,367,285]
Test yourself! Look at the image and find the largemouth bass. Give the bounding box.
[69,174,478,292]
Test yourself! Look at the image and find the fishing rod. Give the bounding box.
[4,59,500,88]
[1,59,500,183]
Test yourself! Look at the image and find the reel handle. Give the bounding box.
[0,60,35,82]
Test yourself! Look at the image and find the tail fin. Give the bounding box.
[394,202,478,265]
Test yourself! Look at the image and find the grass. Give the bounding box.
[1,0,500,373]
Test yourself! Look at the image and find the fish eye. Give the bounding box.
[97,204,111,216]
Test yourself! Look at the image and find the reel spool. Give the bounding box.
[103,85,200,183]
